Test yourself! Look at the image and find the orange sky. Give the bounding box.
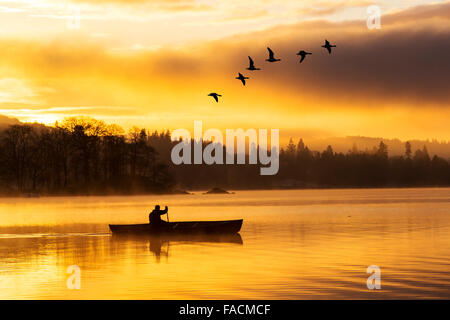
[0,0,449,142]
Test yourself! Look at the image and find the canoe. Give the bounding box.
[109,219,243,235]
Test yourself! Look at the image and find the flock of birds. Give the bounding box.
[208,39,336,102]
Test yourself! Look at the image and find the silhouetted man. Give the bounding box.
[149,205,168,225]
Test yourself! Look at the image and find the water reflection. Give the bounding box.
[111,233,243,262]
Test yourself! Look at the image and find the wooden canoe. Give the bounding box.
[109,219,243,235]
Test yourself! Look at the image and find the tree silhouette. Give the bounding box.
[0,119,449,195]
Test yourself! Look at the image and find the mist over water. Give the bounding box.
[1,188,450,299]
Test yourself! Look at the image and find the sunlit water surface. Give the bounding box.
[1,188,450,299]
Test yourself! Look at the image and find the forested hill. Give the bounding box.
[305,136,450,159]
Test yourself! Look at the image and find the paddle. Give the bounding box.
[165,205,169,222]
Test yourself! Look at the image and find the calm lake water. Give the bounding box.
[1,188,450,299]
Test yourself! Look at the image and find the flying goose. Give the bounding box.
[322,39,336,54]
[247,56,261,71]
[266,47,281,62]
[296,50,312,63]
[235,72,249,86]
[208,92,222,102]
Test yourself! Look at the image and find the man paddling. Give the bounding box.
[149,205,168,225]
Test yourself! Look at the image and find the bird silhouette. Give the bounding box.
[296,50,312,63]
[235,72,249,86]
[208,92,222,102]
[322,40,336,54]
[266,47,281,62]
[247,56,261,70]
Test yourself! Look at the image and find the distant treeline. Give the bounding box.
[274,139,450,188]
[0,117,449,196]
